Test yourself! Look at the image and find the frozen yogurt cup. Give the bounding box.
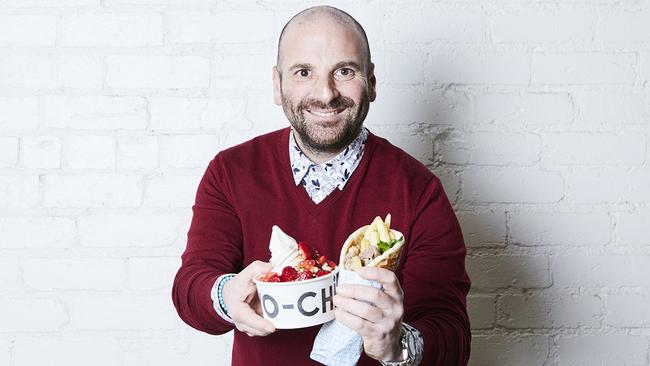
[254,267,339,329]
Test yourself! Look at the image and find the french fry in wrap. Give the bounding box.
[339,214,404,272]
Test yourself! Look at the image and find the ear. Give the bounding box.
[273,66,282,106]
[367,62,377,102]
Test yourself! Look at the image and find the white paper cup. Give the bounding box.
[253,268,340,329]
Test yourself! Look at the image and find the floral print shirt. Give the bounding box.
[289,128,369,204]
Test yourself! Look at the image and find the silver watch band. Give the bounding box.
[379,324,416,366]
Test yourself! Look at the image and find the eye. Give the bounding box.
[334,67,355,81]
[295,69,311,78]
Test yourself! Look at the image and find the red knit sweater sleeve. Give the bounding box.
[401,176,471,365]
[172,154,243,335]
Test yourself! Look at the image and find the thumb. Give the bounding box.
[239,260,273,281]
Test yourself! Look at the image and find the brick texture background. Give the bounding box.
[1,1,649,365]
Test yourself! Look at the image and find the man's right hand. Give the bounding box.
[222,260,276,337]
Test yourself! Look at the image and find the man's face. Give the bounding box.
[273,18,376,154]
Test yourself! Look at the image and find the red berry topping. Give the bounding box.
[317,255,327,266]
[326,260,337,269]
[280,266,298,282]
[296,270,313,281]
[298,241,318,260]
[262,272,280,282]
[315,269,330,277]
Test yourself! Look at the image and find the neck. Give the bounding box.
[293,134,341,164]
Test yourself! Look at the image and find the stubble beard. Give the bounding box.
[281,91,370,155]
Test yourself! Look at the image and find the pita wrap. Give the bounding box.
[339,215,405,272]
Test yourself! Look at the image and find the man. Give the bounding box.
[172,6,471,366]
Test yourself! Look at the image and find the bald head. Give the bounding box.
[276,6,371,74]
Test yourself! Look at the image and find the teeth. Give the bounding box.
[310,110,340,117]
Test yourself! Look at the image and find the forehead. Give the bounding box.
[279,18,365,68]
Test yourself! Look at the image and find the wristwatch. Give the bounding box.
[379,326,415,366]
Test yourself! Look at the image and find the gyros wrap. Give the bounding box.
[339,214,404,272]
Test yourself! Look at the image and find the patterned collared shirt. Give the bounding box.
[289,128,369,204]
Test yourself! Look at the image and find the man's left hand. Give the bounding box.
[333,267,405,362]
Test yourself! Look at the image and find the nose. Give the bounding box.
[312,75,340,105]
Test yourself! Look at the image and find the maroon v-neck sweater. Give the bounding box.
[172,128,471,365]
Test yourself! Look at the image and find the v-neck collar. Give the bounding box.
[289,128,369,204]
[278,128,377,217]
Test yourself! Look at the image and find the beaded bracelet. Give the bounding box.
[217,274,235,313]
[211,273,236,323]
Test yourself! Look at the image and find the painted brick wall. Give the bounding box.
[1,1,648,365]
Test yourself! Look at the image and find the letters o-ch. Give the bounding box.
[297,291,319,316]
[262,294,279,318]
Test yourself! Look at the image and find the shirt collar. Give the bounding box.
[289,128,369,189]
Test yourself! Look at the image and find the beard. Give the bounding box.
[281,91,370,154]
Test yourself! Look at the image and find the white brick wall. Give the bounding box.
[13,338,121,366]
[60,14,163,47]
[0,258,21,290]
[20,136,62,169]
[1,2,649,365]
[68,294,180,330]
[0,217,76,249]
[0,15,57,47]
[0,298,66,332]
[470,335,549,366]
[0,176,40,208]
[0,137,19,167]
[106,55,210,89]
[606,292,650,327]
[23,258,124,291]
[0,340,8,366]
[509,212,610,246]
[555,335,648,365]
[44,96,148,130]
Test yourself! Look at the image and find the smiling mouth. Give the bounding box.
[307,109,345,118]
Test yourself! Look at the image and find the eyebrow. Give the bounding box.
[288,63,313,72]
[334,61,362,71]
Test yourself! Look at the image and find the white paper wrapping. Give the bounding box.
[310,269,382,366]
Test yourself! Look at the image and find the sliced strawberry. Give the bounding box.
[315,269,330,277]
[261,272,280,282]
[298,241,318,260]
[317,255,327,266]
[296,270,313,281]
[326,260,337,269]
[280,266,298,282]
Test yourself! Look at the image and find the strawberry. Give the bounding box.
[280,266,298,282]
[262,272,280,282]
[315,269,330,277]
[326,260,337,269]
[298,241,318,260]
[299,259,317,272]
[296,270,313,281]
[317,255,327,266]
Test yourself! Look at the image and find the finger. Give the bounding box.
[235,322,270,337]
[239,260,273,281]
[357,267,403,298]
[242,282,260,303]
[336,284,393,309]
[231,304,275,335]
[334,294,384,323]
[334,307,378,337]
